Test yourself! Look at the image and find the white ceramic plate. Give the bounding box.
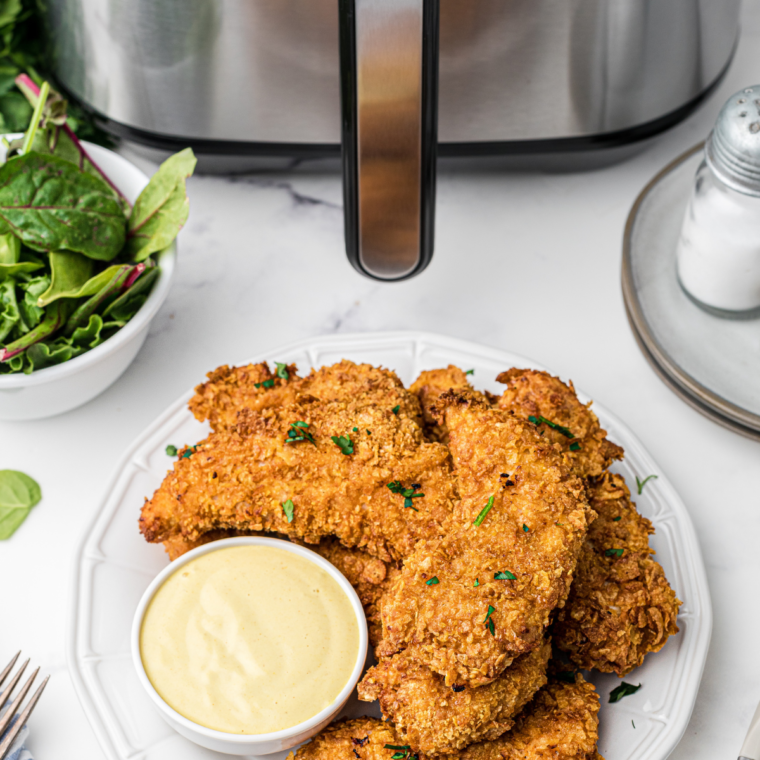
[67,332,711,760]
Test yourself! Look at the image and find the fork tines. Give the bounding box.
[0,651,49,760]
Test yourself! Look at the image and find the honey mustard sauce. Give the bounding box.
[140,545,359,734]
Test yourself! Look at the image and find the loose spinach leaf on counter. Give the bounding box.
[126,148,197,262]
[0,469,41,539]
[0,152,126,260]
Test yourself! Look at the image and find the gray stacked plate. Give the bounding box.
[622,143,760,441]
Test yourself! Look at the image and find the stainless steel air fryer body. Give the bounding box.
[45,0,740,279]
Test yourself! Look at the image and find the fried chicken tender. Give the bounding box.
[553,472,681,676]
[377,389,593,686]
[141,363,455,563]
[293,677,601,760]
[290,717,399,760]
[358,640,551,756]
[189,362,301,432]
[456,676,601,760]
[191,360,423,433]
[496,369,623,479]
[410,366,473,442]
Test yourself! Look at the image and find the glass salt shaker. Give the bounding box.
[676,85,760,315]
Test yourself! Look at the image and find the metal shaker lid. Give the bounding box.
[706,85,760,197]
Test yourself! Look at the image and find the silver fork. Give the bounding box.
[0,652,49,760]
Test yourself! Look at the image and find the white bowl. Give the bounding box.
[0,140,177,420]
[131,536,369,756]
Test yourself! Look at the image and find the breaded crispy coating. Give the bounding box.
[496,369,623,479]
[290,717,400,760]
[456,676,601,760]
[410,366,473,442]
[141,363,455,563]
[191,360,423,434]
[358,640,551,756]
[189,362,301,432]
[292,677,601,760]
[377,389,593,686]
[553,472,681,676]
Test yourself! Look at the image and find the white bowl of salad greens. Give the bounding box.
[0,82,195,420]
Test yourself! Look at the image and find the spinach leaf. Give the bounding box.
[0,232,19,264]
[17,273,48,330]
[36,251,94,306]
[102,266,159,321]
[26,313,107,370]
[63,264,133,336]
[0,298,68,361]
[126,148,196,262]
[0,277,18,341]
[0,152,126,260]
[0,469,41,540]
[0,261,40,278]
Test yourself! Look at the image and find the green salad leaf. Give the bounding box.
[126,148,197,262]
[0,232,19,263]
[0,261,40,278]
[0,278,19,341]
[0,469,41,539]
[17,274,48,330]
[36,251,94,306]
[0,152,126,260]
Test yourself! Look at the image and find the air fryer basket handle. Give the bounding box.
[339,0,439,281]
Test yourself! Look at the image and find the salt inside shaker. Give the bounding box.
[676,85,760,315]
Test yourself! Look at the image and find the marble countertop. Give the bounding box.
[2,5,760,759]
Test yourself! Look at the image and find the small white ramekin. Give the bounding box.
[0,140,177,420]
[131,536,369,756]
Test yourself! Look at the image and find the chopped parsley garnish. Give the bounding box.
[473,495,495,526]
[632,720,636,729]
[275,362,289,380]
[636,474,658,494]
[569,442,581,451]
[353,427,359,432]
[609,682,641,703]
[332,435,354,455]
[426,576,439,586]
[474,578,480,587]
[282,499,295,523]
[483,605,496,623]
[523,524,529,532]
[613,516,622,522]
[452,684,466,692]
[464,369,474,375]
[557,671,576,683]
[254,379,276,389]
[486,618,495,636]
[605,548,624,558]
[286,421,316,445]
[165,444,177,457]
[392,405,400,415]
[385,745,416,760]
[181,446,197,459]
[527,414,574,439]
[494,570,516,580]
[387,481,425,510]
[366,429,372,435]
